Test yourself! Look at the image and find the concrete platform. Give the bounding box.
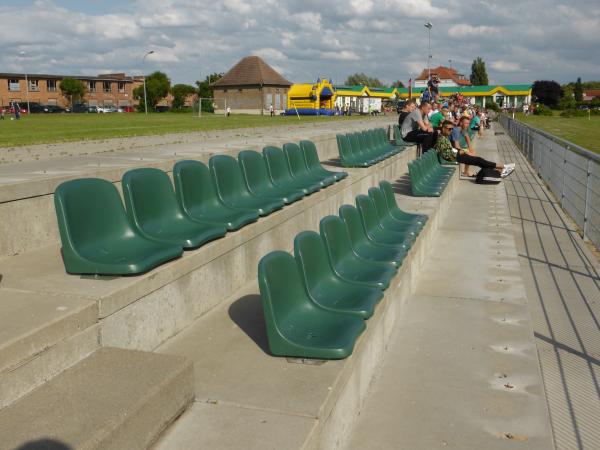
[347,130,554,449]
[497,128,600,450]
[151,169,458,450]
[0,347,194,450]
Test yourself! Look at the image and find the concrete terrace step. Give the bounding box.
[150,175,457,450]
[0,288,99,408]
[0,347,194,450]
[0,147,413,356]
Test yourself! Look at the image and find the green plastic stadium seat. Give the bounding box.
[320,215,397,290]
[263,146,321,194]
[54,178,183,275]
[283,143,335,187]
[294,231,382,319]
[338,205,407,268]
[368,187,421,235]
[238,150,305,204]
[299,140,348,181]
[355,195,414,248]
[337,134,368,167]
[379,180,428,225]
[258,251,366,359]
[173,160,259,231]
[210,155,284,216]
[122,168,228,249]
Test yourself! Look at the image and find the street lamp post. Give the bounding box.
[142,50,154,114]
[19,51,30,115]
[424,22,433,80]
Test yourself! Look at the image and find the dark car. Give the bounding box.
[72,103,97,113]
[155,105,170,113]
[46,105,69,113]
[28,103,50,113]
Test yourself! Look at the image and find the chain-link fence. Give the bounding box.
[499,115,600,250]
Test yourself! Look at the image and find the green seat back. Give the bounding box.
[173,160,259,230]
[299,140,323,172]
[54,178,183,275]
[282,142,312,179]
[122,168,227,248]
[238,150,274,193]
[258,250,365,359]
[209,154,252,202]
[263,146,294,185]
[355,194,383,233]
[339,204,370,247]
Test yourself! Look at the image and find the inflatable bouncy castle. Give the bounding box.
[285,78,337,115]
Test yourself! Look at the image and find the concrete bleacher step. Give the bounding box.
[0,347,194,450]
[0,288,99,408]
[151,176,456,450]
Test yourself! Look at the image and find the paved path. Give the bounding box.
[498,129,600,450]
[348,130,555,449]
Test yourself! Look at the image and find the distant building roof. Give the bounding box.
[396,84,532,97]
[0,72,136,82]
[415,66,471,86]
[212,56,292,88]
[583,89,600,100]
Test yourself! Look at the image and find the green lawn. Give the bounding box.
[514,112,600,153]
[0,112,371,148]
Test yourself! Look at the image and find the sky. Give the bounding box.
[0,0,599,87]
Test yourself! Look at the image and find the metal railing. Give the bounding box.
[500,115,600,250]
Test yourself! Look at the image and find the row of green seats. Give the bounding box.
[54,140,348,276]
[336,128,402,168]
[258,180,428,359]
[407,150,456,197]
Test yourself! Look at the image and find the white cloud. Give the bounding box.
[491,60,523,72]
[448,24,499,37]
[253,48,288,61]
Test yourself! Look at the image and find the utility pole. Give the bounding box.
[19,51,30,114]
[424,22,433,80]
[142,50,154,114]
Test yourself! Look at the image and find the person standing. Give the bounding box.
[14,102,21,120]
[226,106,231,117]
[269,104,274,117]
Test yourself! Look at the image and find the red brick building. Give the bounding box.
[0,72,142,108]
[212,56,292,114]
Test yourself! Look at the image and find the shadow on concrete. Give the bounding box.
[390,175,413,196]
[228,294,273,356]
[322,158,343,168]
[15,440,72,450]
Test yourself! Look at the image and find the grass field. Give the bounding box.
[514,112,600,153]
[0,112,370,148]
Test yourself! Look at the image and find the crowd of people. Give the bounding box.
[398,77,514,180]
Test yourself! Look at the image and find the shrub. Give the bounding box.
[485,102,500,112]
[560,109,587,118]
[533,104,553,116]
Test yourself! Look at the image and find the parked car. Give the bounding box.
[119,105,135,113]
[97,105,118,113]
[155,105,170,113]
[28,103,50,113]
[4,104,28,115]
[72,103,98,113]
[45,105,70,113]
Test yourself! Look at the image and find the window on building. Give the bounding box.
[88,100,98,106]
[88,81,96,92]
[47,80,57,92]
[103,81,111,93]
[118,82,126,93]
[47,99,57,106]
[266,93,273,107]
[8,79,20,91]
[28,79,39,91]
[275,94,280,110]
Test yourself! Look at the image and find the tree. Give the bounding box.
[391,80,405,88]
[59,77,86,106]
[574,77,583,102]
[133,71,170,112]
[532,80,563,107]
[344,73,384,87]
[194,73,223,112]
[171,84,197,110]
[470,57,489,85]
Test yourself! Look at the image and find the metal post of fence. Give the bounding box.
[583,158,592,241]
[561,146,568,209]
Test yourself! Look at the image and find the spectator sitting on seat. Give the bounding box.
[450,116,478,177]
[401,100,436,151]
[428,102,439,118]
[470,110,483,137]
[429,107,447,130]
[398,99,417,128]
[436,120,514,178]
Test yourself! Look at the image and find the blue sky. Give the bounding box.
[1,0,599,86]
